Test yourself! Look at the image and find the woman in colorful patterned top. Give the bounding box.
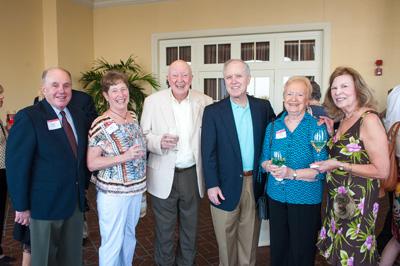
[260,76,328,266]
[314,67,390,265]
[87,71,146,266]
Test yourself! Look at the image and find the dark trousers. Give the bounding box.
[151,166,200,266]
[30,204,83,266]
[0,169,6,255]
[268,197,321,266]
[377,192,394,254]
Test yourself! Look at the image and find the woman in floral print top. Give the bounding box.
[314,67,390,265]
[87,71,146,266]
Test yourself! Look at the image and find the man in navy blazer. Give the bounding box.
[201,59,275,266]
[6,67,89,266]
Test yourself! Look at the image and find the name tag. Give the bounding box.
[275,129,287,139]
[105,123,118,134]
[47,119,61,130]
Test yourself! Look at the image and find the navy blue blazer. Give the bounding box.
[6,99,89,220]
[201,96,275,211]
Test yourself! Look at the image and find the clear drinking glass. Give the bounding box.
[271,151,286,183]
[132,137,146,166]
[167,127,179,151]
[310,129,327,161]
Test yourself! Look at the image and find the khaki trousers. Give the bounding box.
[210,176,260,266]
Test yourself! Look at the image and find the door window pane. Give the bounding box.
[284,39,315,62]
[166,47,178,65]
[300,40,315,61]
[204,45,217,64]
[179,46,191,62]
[204,79,217,100]
[204,78,227,100]
[284,41,298,61]
[218,44,231,63]
[218,78,228,99]
[241,43,254,61]
[256,42,269,61]
[248,77,270,99]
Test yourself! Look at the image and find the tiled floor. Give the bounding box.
[2,186,331,265]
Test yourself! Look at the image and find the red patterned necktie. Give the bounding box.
[60,111,77,157]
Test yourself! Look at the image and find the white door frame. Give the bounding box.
[152,23,331,96]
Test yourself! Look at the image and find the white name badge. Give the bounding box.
[47,119,62,130]
[105,123,118,134]
[275,129,287,139]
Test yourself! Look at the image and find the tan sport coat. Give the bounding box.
[140,89,213,199]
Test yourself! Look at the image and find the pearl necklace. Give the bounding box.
[110,109,128,123]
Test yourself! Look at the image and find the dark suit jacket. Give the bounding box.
[6,99,90,220]
[201,96,275,211]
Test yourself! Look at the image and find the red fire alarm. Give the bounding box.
[375,59,383,76]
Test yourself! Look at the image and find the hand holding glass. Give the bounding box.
[167,127,179,151]
[132,138,146,159]
[271,151,286,182]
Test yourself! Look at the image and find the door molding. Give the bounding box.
[152,23,331,94]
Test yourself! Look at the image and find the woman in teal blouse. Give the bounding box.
[260,76,328,266]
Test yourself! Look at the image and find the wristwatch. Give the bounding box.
[338,163,345,171]
[292,170,298,180]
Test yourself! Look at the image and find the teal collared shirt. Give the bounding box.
[230,98,254,171]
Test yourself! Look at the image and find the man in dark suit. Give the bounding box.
[6,67,90,266]
[201,59,275,266]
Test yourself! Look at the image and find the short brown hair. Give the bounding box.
[101,71,128,93]
[323,66,377,119]
[0,84,4,94]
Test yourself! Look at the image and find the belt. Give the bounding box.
[175,165,196,173]
[243,170,253,177]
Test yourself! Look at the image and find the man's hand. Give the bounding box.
[15,210,31,226]
[207,187,225,205]
[160,134,179,150]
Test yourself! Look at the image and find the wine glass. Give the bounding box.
[311,129,327,161]
[167,126,179,151]
[132,137,146,167]
[271,151,286,183]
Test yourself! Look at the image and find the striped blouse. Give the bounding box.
[88,111,146,195]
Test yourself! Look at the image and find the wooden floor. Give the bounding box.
[3,185,333,265]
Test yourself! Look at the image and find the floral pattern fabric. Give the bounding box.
[317,114,379,266]
[88,112,146,196]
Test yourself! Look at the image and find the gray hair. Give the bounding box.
[223,59,250,76]
[41,67,72,84]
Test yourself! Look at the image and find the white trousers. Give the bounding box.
[97,191,142,266]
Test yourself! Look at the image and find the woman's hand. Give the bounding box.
[311,159,340,173]
[261,160,277,172]
[160,133,179,150]
[125,144,146,160]
[271,165,291,180]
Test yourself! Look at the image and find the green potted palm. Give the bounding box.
[80,56,159,119]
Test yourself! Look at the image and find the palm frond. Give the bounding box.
[80,56,159,119]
